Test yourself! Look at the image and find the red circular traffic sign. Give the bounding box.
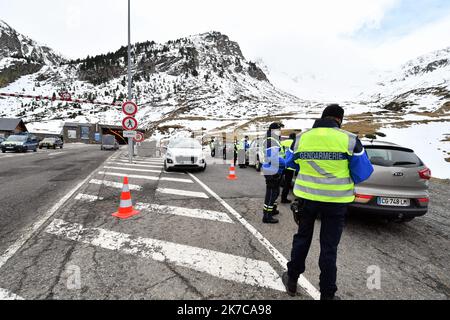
[122,101,138,116]
[60,92,72,101]
[122,116,138,131]
[133,132,145,143]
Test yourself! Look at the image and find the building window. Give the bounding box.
[68,129,77,139]
[81,127,90,140]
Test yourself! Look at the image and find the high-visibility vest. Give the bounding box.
[293,128,357,203]
[280,139,294,159]
[237,139,248,151]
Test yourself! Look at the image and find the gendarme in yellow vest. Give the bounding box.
[293,128,357,203]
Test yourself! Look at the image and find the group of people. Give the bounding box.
[261,104,374,300]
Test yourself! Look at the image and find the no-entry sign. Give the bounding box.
[122,101,138,116]
[122,116,138,131]
[133,132,145,143]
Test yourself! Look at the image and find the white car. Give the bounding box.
[248,138,265,172]
[164,137,207,171]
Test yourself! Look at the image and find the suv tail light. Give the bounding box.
[418,168,431,180]
[417,198,429,206]
[354,194,373,204]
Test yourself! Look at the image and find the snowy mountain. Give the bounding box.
[359,46,450,114]
[0,20,63,87]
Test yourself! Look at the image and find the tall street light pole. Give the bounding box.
[127,0,133,163]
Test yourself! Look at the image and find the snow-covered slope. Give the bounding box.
[359,47,450,113]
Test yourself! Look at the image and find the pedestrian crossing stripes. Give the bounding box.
[75,193,104,202]
[97,172,193,184]
[89,179,142,191]
[114,159,164,165]
[135,202,233,223]
[106,162,162,169]
[103,166,162,174]
[157,188,209,199]
[45,219,285,292]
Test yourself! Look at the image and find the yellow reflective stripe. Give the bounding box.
[297,174,352,185]
[294,184,354,197]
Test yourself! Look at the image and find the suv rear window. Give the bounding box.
[365,146,423,167]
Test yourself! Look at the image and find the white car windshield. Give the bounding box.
[168,138,202,149]
[7,135,27,142]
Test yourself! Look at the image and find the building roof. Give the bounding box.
[0,118,24,131]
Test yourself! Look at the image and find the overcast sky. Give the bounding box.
[1,0,450,98]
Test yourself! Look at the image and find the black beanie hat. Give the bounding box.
[269,122,284,130]
[322,104,345,121]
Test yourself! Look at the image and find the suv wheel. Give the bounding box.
[164,160,172,172]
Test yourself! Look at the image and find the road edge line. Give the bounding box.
[0,151,119,270]
[188,172,321,300]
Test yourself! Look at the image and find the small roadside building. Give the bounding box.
[0,118,28,138]
[62,122,145,145]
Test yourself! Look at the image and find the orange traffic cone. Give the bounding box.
[227,165,237,180]
[112,177,140,219]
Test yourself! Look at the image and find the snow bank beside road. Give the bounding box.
[382,123,450,179]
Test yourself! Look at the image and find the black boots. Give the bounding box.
[263,211,279,224]
[282,272,297,297]
[281,198,292,204]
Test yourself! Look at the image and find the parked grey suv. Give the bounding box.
[349,140,430,222]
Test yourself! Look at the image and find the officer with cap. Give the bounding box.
[261,122,293,224]
[282,104,374,300]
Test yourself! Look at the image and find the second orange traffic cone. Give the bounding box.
[112,177,140,219]
[227,164,237,180]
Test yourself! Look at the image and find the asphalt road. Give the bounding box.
[0,149,448,300]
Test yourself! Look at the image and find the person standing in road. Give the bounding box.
[282,104,374,300]
[280,133,298,204]
[262,123,293,224]
[210,137,216,158]
[237,136,250,168]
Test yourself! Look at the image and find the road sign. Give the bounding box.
[60,92,72,101]
[123,130,137,138]
[122,116,138,131]
[122,101,138,116]
[133,132,144,143]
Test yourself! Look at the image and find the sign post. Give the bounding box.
[127,0,133,164]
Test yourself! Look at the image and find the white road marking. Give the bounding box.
[98,172,193,184]
[89,179,142,191]
[106,162,162,169]
[157,188,209,199]
[114,159,163,165]
[103,166,161,174]
[135,202,233,223]
[188,172,321,300]
[48,152,64,157]
[75,193,104,202]
[46,219,284,291]
[0,288,24,300]
[0,152,118,271]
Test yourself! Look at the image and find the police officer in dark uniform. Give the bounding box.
[282,105,374,300]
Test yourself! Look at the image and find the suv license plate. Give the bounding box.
[377,197,410,207]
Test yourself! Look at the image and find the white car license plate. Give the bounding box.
[377,197,410,207]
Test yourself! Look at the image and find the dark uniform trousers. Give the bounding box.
[287,199,347,297]
[281,169,295,200]
[263,174,282,213]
